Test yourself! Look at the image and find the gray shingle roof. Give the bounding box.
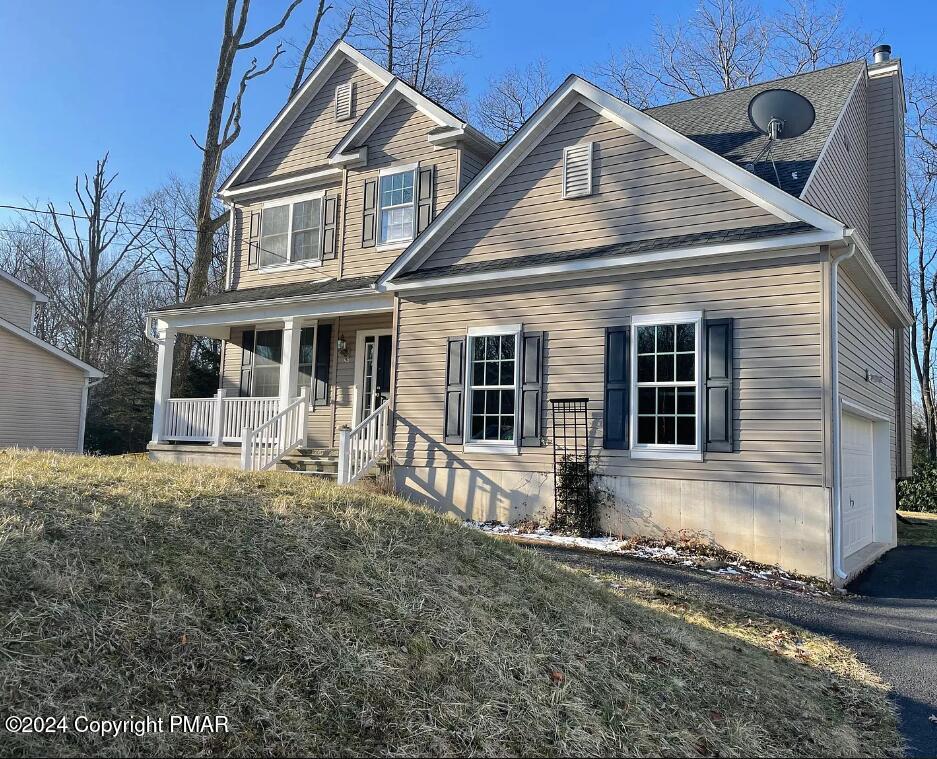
[394,222,815,282]
[647,60,866,196]
[154,275,378,312]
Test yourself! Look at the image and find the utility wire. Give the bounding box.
[0,203,200,234]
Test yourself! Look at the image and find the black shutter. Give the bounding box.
[444,337,465,444]
[313,323,332,407]
[604,326,630,449]
[416,165,435,234]
[247,210,261,270]
[361,178,377,248]
[239,329,255,397]
[322,194,338,260]
[704,318,734,452]
[519,332,543,446]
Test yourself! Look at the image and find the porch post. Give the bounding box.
[279,317,301,411]
[211,389,227,446]
[150,325,177,444]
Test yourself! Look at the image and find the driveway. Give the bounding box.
[531,543,937,758]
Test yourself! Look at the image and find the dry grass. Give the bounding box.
[898,510,937,547]
[0,450,901,757]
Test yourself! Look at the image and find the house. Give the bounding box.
[0,269,104,452]
[147,41,911,585]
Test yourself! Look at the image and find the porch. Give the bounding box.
[147,286,395,483]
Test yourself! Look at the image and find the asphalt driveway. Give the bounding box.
[531,543,937,758]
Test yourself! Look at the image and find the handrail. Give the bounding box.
[241,388,308,471]
[338,400,390,485]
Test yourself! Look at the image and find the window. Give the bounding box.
[632,313,701,455]
[467,332,517,444]
[251,330,282,397]
[378,167,416,246]
[298,327,316,392]
[260,194,323,268]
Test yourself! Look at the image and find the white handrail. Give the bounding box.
[338,400,390,485]
[241,388,308,471]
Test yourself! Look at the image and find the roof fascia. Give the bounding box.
[0,269,48,302]
[0,316,103,376]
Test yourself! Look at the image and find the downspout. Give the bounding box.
[77,375,106,454]
[830,241,856,582]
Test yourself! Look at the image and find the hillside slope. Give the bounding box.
[0,451,899,757]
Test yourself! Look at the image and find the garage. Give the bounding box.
[840,406,892,559]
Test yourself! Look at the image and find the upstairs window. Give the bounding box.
[335,82,355,120]
[563,142,593,198]
[378,165,416,246]
[259,193,323,268]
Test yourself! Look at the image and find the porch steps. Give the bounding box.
[275,447,388,481]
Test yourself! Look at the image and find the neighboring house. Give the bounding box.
[147,41,911,585]
[0,270,104,452]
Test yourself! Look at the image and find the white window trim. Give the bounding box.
[376,162,419,251]
[463,323,523,453]
[630,310,704,461]
[259,189,326,272]
[562,141,593,199]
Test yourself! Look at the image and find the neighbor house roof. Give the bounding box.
[647,60,866,197]
[0,316,103,377]
[152,276,379,313]
[0,269,48,302]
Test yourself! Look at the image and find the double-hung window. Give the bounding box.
[260,192,323,269]
[240,329,283,397]
[465,326,520,447]
[631,312,702,460]
[378,165,416,246]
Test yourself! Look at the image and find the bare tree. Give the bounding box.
[351,0,486,110]
[769,0,874,75]
[475,60,554,142]
[288,1,356,100]
[31,154,154,366]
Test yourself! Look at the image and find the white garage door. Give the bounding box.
[841,412,876,556]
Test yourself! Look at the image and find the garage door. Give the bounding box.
[841,412,876,556]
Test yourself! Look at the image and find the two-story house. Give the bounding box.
[0,269,103,451]
[147,42,911,585]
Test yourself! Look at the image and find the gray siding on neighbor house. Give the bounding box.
[837,271,897,477]
[248,59,386,182]
[0,278,35,331]
[0,327,85,451]
[417,102,782,272]
[393,250,826,487]
[802,72,870,247]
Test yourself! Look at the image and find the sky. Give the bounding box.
[1,0,936,224]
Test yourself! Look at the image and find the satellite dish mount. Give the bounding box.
[746,88,815,185]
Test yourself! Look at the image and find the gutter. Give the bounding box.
[829,242,856,582]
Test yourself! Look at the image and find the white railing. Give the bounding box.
[162,392,280,444]
[241,388,308,471]
[338,400,390,485]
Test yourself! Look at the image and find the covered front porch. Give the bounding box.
[147,286,395,482]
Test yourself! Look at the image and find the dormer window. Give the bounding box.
[563,142,593,198]
[335,82,355,121]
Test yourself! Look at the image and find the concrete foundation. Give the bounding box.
[147,443,242,469]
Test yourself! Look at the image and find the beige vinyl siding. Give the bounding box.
[802,73,870,247]
[393,251,825,487]
[248,60,386,182]
[418,103,782,272]
[0,327,85,451]
[0,279,36,331]
[837,271,898,476]
[341,100,459,278]
[459,145,489,190]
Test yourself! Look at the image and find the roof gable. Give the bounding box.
[0,269,47,302]
[379,76,846,285]
[0,316,103,377]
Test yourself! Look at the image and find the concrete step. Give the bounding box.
[277,456,338,473]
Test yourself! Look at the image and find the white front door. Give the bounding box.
[841,411,876,555]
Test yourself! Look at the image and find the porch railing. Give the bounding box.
[338,400,390,485]
[241,388,308,471]
[163,392,280,444]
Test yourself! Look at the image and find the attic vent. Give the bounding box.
[563,142,593,199]
[335,82,355,121]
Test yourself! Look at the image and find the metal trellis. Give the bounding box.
[550,398,593,535]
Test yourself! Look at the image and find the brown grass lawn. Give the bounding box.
[898,510,937,547]
[0,450,901,757]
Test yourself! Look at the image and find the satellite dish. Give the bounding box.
[748,89,815,140]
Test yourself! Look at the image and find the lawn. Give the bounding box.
[898,509,937,547]
[0,450,901,757]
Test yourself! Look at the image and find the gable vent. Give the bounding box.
[563,142,593,198]
[335,82,355,121]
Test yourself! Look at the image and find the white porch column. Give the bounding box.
[150,325,177,443]
[279,317,301,410]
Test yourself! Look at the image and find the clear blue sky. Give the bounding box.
[1,0,935,222]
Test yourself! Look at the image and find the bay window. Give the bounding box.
[260,193,323,268]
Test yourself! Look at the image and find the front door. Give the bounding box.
[360,334,392,420]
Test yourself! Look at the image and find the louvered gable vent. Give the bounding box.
[335,82,354,121]
[563,142,593,198]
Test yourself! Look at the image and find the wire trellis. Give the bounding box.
[550,398,594,536]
